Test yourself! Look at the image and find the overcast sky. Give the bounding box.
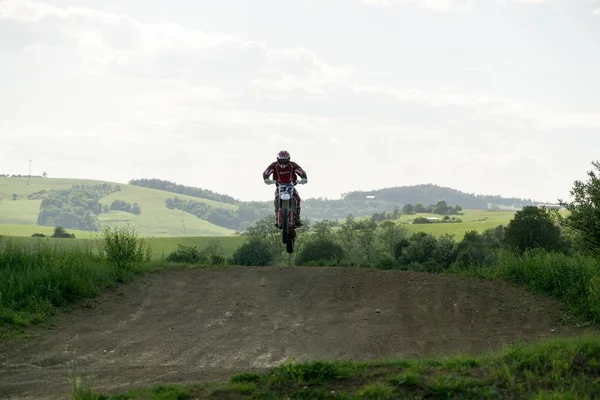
[1,0,599,202]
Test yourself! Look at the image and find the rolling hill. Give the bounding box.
[0,175,542,238]
[0,177,236,237]
[342,183,539,210]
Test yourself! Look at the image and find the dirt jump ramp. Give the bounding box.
[0,266,579,399]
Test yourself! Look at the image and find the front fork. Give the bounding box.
[278,198,296,227]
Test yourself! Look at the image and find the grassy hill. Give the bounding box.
[343,183,538,209]
[402,209,516,238]
[0,177,236,237]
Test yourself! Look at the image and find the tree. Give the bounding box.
[130,203,142,215]
[51,226,75,238]
[402,203,415,215]
[12,193,17,201]
[379,221,407,260]
[503,206,562,253]
[559,161,600,255]
[433,200,450,215]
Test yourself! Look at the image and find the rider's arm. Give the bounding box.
[293,163,307,183]
[263,163,276,184]
[263,163,274,180]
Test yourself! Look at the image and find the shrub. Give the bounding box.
[296,238,345,266]
[231,238,274,266]
[101,225,149,270]
[166,244,202,263]
[412,217,431,224]
[130,203,142,215]
[51,226,75,238]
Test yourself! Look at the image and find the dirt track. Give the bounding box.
[0,266,587,399]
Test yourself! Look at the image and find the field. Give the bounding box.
[0,223,99,238]
[2,234,246,259]
[0,177,236,237]
[401,209,516,238]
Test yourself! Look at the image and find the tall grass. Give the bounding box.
[0,226,152,329]
[492,249,600,322]
[453,249,600,323]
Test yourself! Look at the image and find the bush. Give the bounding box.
[51,226,75,238]
[412,217,431,224]
[295,238,346,266]
[453,230,498,269]
[231,238,274,266]
[101,225,150,270]
[130,203,142,215]
[110,199,132,213]
[166,244,203,263]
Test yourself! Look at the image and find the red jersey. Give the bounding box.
[263,161,307,184]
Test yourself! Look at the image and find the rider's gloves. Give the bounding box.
[264,179,276,185]
[298,178,308,184]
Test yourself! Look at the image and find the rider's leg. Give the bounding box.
[294,191,302,227]
[273,189,280,228]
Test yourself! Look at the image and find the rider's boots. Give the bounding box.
[274,211,280,229]
[294,207,302,227]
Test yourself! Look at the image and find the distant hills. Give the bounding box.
[0,176,539,237]
[128,178,538,221]
[341,184,537,210]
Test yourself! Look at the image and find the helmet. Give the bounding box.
[277,150,290,166]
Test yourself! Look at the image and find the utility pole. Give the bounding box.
[27,160,32,185]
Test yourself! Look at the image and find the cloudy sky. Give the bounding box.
[1,0,599,202]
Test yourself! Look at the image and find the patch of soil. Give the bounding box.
[0,267,589,399]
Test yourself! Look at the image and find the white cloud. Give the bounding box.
[1,0,598,203]
[383,0,547,11]
[362,0,391,5]
[508,0,547,3]
[594,7,600,15]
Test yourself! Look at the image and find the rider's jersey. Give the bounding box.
[263,162,307,185]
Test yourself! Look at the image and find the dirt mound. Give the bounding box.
[0,267,585,399]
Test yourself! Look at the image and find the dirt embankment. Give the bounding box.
[0,266,587,399]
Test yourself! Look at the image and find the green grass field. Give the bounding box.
[401,209,516,239]
[0,223,99,238]
[2,235,246,260]
[0,177,236,237]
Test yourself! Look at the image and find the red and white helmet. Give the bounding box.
[277,150,290,166]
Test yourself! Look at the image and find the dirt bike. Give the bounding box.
[266,179,304,254]
[277,182,298,254]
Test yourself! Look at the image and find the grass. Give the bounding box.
[0,177,235,237]
[0,223,99,238]
[3,235,247,260]
[455,249,600,323]
[0,232,153,333]
[73,336,600,399]
[401,209,516,238]
[0,230,249,335]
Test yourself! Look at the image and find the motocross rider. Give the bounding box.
[263,150,307,227]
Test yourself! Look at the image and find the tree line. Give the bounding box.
[34,184,118,231]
